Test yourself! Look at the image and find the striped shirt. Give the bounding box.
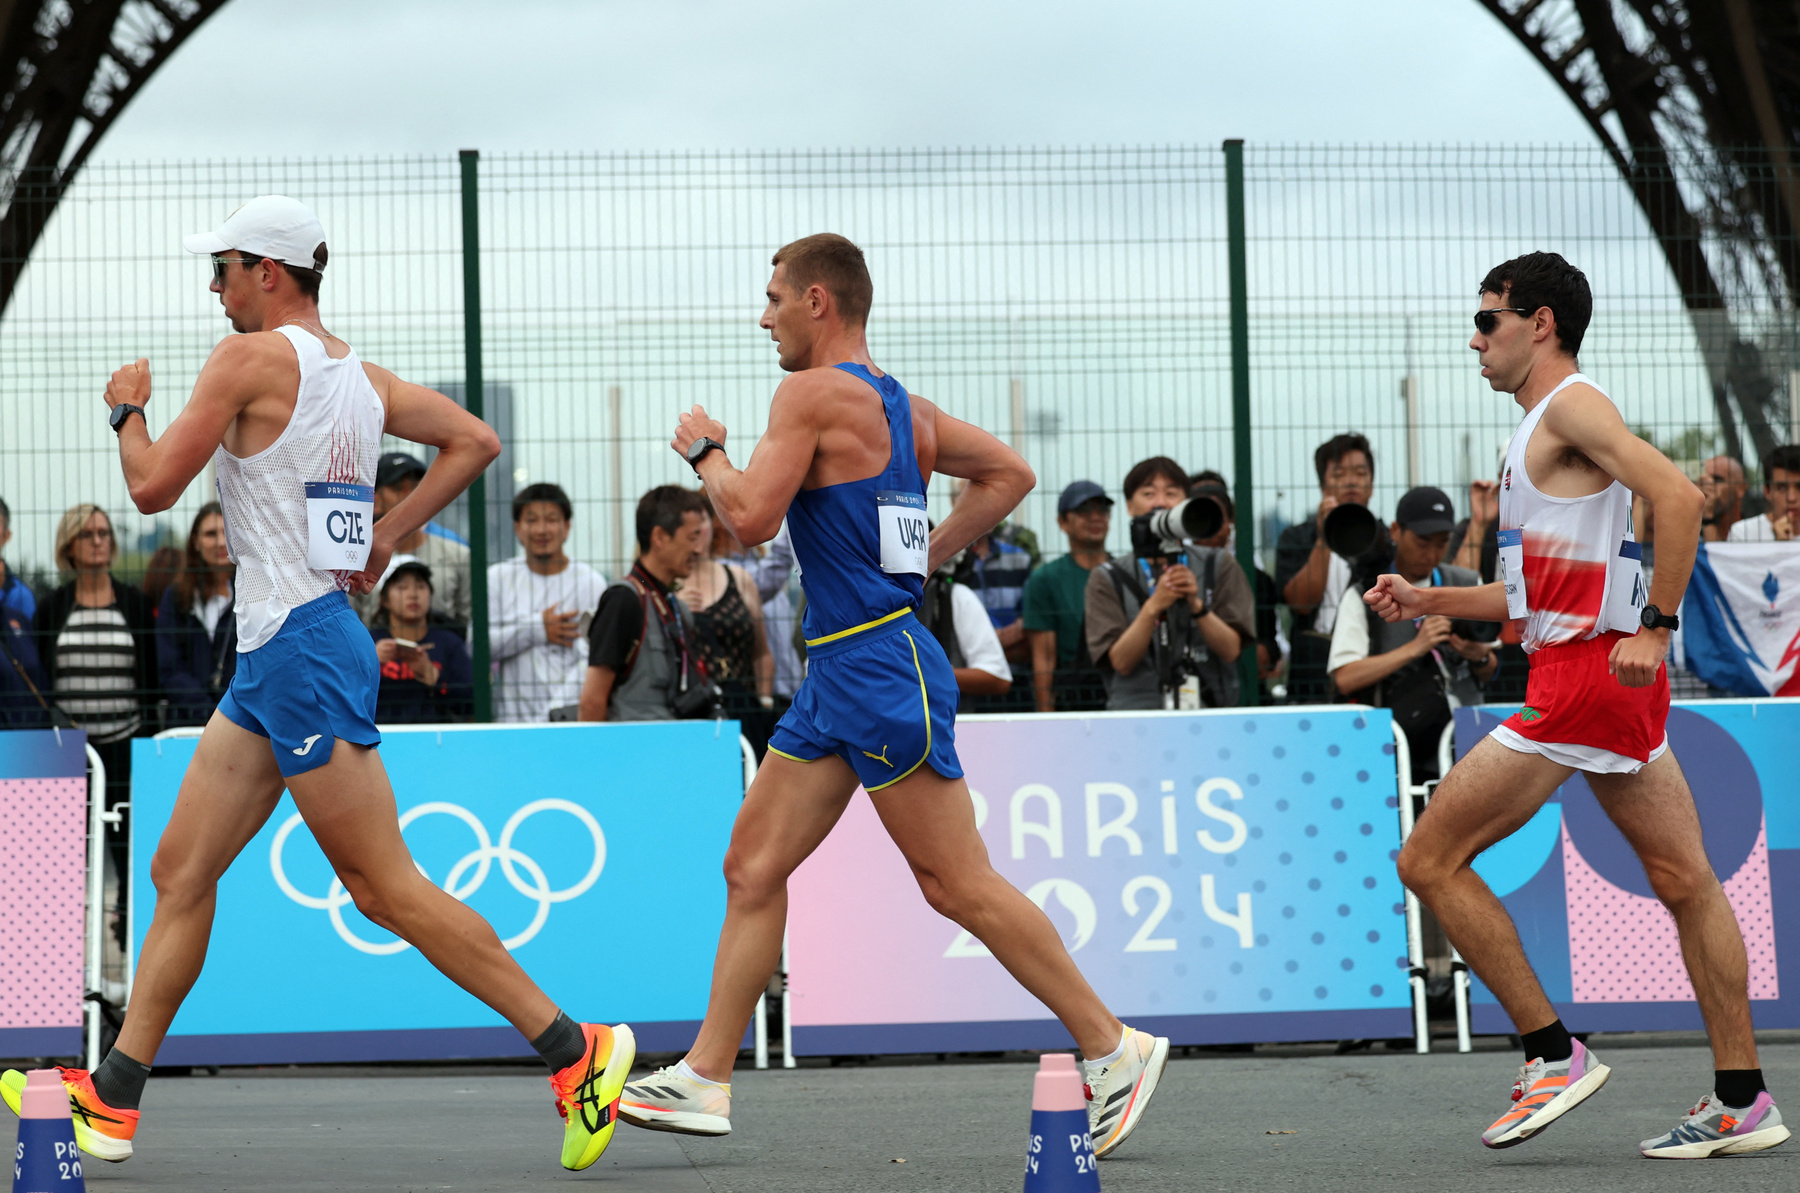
[54,605,141,743]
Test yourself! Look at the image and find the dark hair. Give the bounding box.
[0,494,9,532]
[174,501,233,612]
[1189,469,1234,517]
[512,482,573,523]
[1478,251,1591,357]
[636,485,708,552]
[772,233,873,326]
[1122,456,1190,500]
[1768,443,1800,479]
[140,545,182,610]
[1313,433,1374,486]
[237,244,326,301]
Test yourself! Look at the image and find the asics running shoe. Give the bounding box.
[548,1023,637,1171]
[619,1063,732,1136]
[1640,1090,1790,1159]
[1084,1027,1170,1159]
[1481,1038,1611,1148]
[2,1066,138,1162]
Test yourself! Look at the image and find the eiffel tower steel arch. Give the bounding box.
[1478,0,1800,466]
[0,0,229,317]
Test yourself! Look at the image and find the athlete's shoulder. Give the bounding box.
[1541,376,1626,432]
[204,329,299,374]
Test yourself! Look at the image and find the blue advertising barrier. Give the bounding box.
[131,722,743,1065]
[1456,699,1800,1035]
[788,707,1416,1051]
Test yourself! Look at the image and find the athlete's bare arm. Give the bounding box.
[349,364,501,594]
[674,379,821,546]
[926,409,1034,573]
[104,336,297,513]
[1365,575,1508,624]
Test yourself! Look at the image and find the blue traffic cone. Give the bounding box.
[1022,1053,1099,1192]
[12,1069,84,1193]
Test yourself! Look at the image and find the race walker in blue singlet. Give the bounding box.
[766,363,962,791]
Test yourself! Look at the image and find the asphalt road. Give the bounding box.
[20,1035,1798,1191]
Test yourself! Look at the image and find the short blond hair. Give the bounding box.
[55,503,115,574]
[772,233,873,326]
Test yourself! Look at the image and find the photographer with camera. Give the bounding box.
[1084,458,1254,709]
[1327,486,1498,780]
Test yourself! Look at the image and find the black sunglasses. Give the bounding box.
[210,253,263,284]
[1473,306,1535,335]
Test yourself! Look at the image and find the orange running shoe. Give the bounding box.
[2,1066,139,1162]
[548,1023,636,1171]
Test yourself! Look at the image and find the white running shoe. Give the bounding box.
[1084,1027,1170,1158]
[618,1064,732,1136]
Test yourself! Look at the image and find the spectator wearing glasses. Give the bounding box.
[370,557,473,723]
[156,501,237,727]
[36,504,158,932]
[1729,444,1800,542]
[350,451,473,634]
[1023,481,1112,712]
[1275,432,1382,703]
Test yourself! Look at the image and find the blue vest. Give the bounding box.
[786,364,928,643]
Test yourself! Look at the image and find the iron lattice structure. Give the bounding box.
[0,0,227,315]
[1480,0,1800,465]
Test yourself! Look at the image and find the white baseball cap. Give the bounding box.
[183,196,327,271]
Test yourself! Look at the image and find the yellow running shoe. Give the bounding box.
[2,1066,139,1162]
[548,1023,636,1171]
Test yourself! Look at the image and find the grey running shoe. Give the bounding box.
[1084,1027,1170,1159]
[1481,1038,1611,1148]
[1640,1090,1789,1159]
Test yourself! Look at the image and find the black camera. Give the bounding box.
[1129,497,1224,557]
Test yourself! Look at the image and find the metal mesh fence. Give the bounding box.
[2,144,1796,726]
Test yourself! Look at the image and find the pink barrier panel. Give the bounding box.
[0,730,89,1057]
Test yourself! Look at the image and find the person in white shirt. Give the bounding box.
[488,483,607,721]
[1727,445,1799,543]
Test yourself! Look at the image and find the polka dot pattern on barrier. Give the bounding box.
[1563,818,1777,1004]
[0,777,88,1030]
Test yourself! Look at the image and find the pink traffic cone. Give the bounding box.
[1022,1053,1099,1192]
[12,1069,84,1192]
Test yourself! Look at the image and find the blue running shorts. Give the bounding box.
[216,591,381,778]
[767,610,962,792]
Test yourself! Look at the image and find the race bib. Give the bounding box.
[305,481,375,571]
[876,490,929,576]
[1497,527,1527,619]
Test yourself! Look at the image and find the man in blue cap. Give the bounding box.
[1023,480,1113,711]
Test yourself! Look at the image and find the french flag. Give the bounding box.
[1681,542,1800,697]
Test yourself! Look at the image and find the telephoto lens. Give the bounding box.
[1130,497,1223,556]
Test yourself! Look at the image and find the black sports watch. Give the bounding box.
[1640,603,1679,631]
[684,436,724,472]
[109,403,145,434]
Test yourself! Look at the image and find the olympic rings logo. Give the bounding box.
[269,800,606,955]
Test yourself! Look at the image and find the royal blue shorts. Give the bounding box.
[217,591,381,778]
[767,610,962,791]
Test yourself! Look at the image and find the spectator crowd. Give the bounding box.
[4,433,1798,777]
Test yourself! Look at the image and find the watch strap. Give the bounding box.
[110,404,145,432]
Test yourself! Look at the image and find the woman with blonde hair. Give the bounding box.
[35,504,159,942]
[157,502,236,726]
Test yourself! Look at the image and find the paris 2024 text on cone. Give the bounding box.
[1023,1053,1099,1192]
[12,1069,83,1193]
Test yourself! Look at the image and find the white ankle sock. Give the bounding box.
[676,1059,727,1088]
[1087,1028,1129,1068]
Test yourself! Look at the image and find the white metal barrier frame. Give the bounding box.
[1393,720,1472,1055]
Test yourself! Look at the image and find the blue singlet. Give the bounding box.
[766,363,963,791]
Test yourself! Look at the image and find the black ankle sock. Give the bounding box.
[1715,1069,1766,1110]
[531,1010,587,1075]
[90,1047,152,1111]
[1518,1019,1573,1064]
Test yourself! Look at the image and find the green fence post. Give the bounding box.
[460,149,493,722]
[1223,139,1258,707]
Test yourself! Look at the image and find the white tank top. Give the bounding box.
[1497,372,1647,653]
[213,326,385,651]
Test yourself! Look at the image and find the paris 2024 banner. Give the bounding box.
[787,708,1415,1054]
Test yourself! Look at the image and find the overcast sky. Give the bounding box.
[98,0,1596,158]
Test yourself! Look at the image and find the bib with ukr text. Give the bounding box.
[876,490,929,576]
[305,481,375,571]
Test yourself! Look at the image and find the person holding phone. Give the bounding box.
[370,557,471,722]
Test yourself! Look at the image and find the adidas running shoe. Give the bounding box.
[619,1063,732,1136]
[1481,1038,1611,1148]
[1084,1027,1170,1159]
[548,1023,637,1171]
[2,1066,138,1162]
[1639,1090,1790,1159]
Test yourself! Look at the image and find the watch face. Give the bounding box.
[686,438,713,464]
[1641,605,1659,627]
